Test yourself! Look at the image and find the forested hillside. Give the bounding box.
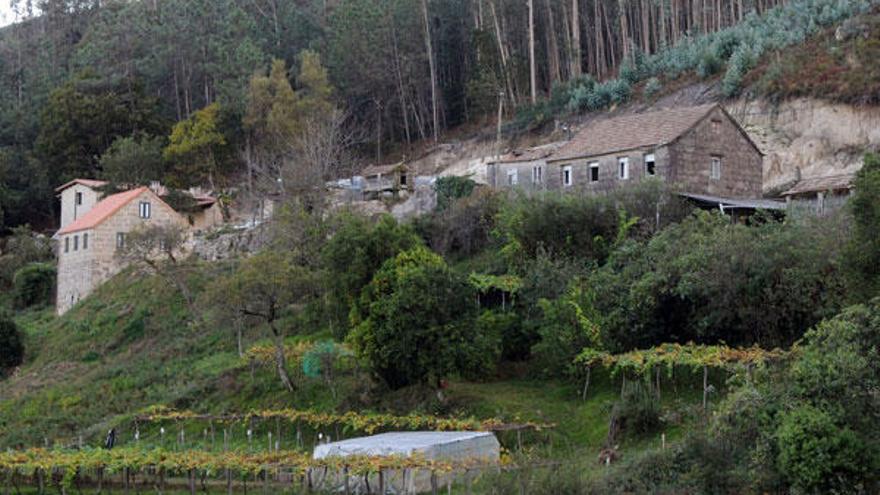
[2,1,880,493]
[0,0,875,231]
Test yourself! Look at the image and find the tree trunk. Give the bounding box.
[544,0,562,85]
[269,321,295,392]
[581,366,591,401]
[421,0,440,142]
[570,0,581,77]
[702,365,708,410]
[528,0,537,104]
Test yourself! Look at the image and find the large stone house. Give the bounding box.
[490,104,764,200]
[55,183,187,315]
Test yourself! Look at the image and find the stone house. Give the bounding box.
[491,104,764,200]
[55,185,187,315]
[485,142,565,191]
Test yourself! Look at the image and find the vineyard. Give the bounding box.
[0,447,504,494]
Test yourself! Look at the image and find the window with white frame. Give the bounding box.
[507,169,518,186]
[139,201,151,219]
[75,192,83,205]
[562,165,573,187]
[532,165,543,184]
[589,162,599,182]
[618,157,629,180]
[116,232,126,249]
[645,153,656,176]
[710,156,722,180]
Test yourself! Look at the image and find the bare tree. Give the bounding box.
[116,224,195,309]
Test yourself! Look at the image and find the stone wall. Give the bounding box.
[549,146,671,194]
[668,107,763,198]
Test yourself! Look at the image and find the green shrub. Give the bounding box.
[0,312,24,374]
[321,213,422,337]
[12,263,56,309]
[844,153,880,301]
[349,247,499,388]
[644,77,662,97]
[434,176,477,212]
[612,379,661,437]
[776,404,867,493]
[477,309,526,361]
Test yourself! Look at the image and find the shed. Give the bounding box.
[781,173,856,217]
[312,431,500,493]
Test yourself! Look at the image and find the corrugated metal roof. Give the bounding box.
[680,192,787,210]
[781,173,855,196]
[550,104,719,161]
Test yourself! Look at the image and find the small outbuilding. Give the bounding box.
[312,431,500,494]
[362,162,410,199]
[781,173,856,217]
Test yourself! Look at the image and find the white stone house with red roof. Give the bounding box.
[55,182,188,315]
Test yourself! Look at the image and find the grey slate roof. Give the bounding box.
[781,173,856,196]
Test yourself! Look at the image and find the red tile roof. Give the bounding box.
[57,187,150,235]
[550,104,719,161]
[55,178,109,193]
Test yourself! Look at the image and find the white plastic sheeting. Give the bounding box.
[311,431,500,494]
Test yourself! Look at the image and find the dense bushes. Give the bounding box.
[591,211,848,351]
[590,299,880,493]
[844,152,880,301]
[349,247,499,389]
[0,312,24,375]
[415,187,501,258]
[12,263,56,309]
[321,213,422,336]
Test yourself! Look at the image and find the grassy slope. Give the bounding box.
[1,267,711,468]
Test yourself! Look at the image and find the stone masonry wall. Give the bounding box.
[668,107,763,198]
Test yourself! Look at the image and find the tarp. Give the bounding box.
[311,431,500,494]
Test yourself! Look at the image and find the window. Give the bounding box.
[532,165,543,184]
[75,192,83,205]
[64,237,69,253]
[399,174,408,186]
[710,156,722,180]
[116,232,126,249]
[83,233,88,250]
[507,169,518,186]
[139,201,151,219]
[589,162,600,182]
[645,154,656,176]
[711,119,722,133]
[73,235,79,251]
[562,165,573,187]
[618,157,629,180]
